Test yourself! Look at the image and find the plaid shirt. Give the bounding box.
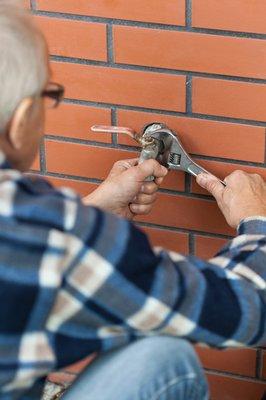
[0,152,265,399]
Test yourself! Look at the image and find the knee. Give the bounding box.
[133,336,203,376]
[131,337,208,398]
[137,336,206,382]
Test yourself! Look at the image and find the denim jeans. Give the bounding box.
[62,336,209,400]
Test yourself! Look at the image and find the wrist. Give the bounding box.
[82,186,107,209]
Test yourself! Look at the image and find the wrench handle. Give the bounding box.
[187,163,226,186]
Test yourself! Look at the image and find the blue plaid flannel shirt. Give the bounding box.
[0,151,265,399]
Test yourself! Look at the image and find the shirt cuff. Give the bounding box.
[237,216,266,235]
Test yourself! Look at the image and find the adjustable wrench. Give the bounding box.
[91,123,225,185]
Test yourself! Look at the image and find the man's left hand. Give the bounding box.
[83,158,168,219]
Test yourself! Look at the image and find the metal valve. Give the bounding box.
[91,123,225,185]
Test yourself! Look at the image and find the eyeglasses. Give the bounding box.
[41,82,65,109]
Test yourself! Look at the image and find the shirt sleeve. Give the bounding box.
[46,207,266,369]
[2,172,265,396]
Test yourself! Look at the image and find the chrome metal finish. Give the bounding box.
[91,123,225,185]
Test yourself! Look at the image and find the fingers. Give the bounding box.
[130,203,153,215]
[196,173,225,202]
[140,181,158,195]
[133,192,157,205]
[155,177,164,185]
[131,178,160,215]
[137,159,168,181]
[110,159,168,185]
[224,169,246,185]
[119,158,139,167]
[110,158,139,175]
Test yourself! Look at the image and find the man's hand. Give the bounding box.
[83,158,168,219]
[197,170,266,228]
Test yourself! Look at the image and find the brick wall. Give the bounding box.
[27,1,266,399]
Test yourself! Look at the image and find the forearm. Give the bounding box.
[157,218,266,346]
[51,213,266,360]
[82,186,103,207]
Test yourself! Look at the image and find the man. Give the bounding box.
[0,2,265,400]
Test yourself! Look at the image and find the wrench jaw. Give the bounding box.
[167,138,197,173]
[142,125,177,168]
[166,132,226,185]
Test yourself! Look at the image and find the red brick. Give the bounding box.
[63,355,96,375]
[137,193,234,236]
[52,62,186,112]
[117,109,265,163]
[36,16,107,61]
[114,26,266,79]
[262,351,266,380]
[48,371,75,386]
[45,103,112,143]
[141,226,189,254]
[36,0,186,26]
[196,347,257,377]
[30,153,40,171]
[46,141,134,180]
[191,159,266,196]
[192,0,266,35]
[47,177,98,198]
[207,373,266,400]
[193,77,266,122]
[46,141,184,192]
[160,171,185,192]
[195,235,228,259]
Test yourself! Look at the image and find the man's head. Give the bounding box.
[0,0,48,170]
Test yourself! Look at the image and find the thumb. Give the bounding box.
[136,159,168,181]
[109,158,139,176]
[196,173,224,202]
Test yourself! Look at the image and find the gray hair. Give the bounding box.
[0,0,48,132]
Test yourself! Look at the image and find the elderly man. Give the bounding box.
[0,2,265,400]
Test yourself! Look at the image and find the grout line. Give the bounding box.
[185,173,191,193]
[44,134,266,167]
[39,139,46,173]
[61,98,266,128]
[32,10,266,40]
[111,108,118,146]
[256,349,264,379]
[188,112,266,127]
[158,187,214,201]
[44,172,102,185]
[204,368,265,382]
[137,221,233,240]
[186,0,192,27]
[45,134,138,151]
[189,233,195,255]
[186,75,192,114]
[30,0,36,9]
[264,128,266,165]
[106,24,114,63]
[192,154,266,168]
[50,55,266,84]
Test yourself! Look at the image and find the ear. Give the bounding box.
[8,97,34,150]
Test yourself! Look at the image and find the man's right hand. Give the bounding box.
[196,170,266,228]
